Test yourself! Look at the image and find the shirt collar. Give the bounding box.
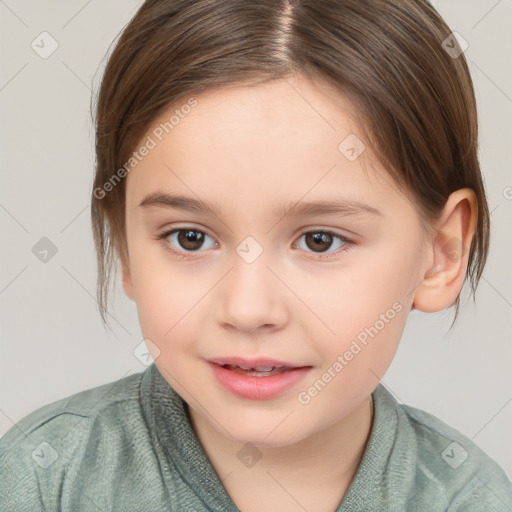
[141,362,239,510]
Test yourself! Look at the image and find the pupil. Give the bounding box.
[307,232,331,252]
[178,230,204,250]
[186,230,200,241]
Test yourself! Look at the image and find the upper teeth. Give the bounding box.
[228,364,275,371]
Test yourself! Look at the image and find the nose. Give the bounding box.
[215,252,289,335]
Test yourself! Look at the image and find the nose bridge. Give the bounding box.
[216,238,287,332]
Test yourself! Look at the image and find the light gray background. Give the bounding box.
[1,0,511,478]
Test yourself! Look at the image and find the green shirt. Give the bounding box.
[1,363,511,511]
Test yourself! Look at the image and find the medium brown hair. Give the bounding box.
[91,0,489,329]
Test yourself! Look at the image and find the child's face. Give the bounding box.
[122,74,431,446]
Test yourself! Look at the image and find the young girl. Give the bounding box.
[2,0,511,510]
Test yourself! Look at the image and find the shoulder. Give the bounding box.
[0,370,146,510]
[393,392,512,511]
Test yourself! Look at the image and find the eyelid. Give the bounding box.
[293,224,356,239]
[156,222,356,241]
[155,222,217,242]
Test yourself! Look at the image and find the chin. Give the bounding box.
[221,416,312,449]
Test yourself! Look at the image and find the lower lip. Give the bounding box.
[207,362,311,400]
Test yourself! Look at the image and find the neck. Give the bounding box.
[187,394,374,510]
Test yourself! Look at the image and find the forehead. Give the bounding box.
[124,75,404,217]
[166,75,362,148]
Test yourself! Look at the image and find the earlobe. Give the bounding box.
[413,188,477,313]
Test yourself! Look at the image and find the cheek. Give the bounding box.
[301,248,412,376]
[295,296,406,424]
[134,275,202,342]
[317,296,405,386]
[302,256,409,336]
[127,242,200,341]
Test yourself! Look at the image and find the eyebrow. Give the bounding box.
[138,192,382,218]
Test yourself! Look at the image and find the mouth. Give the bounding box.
[208,357,308,375]
[207,357,312,400]
[216,364,294,377]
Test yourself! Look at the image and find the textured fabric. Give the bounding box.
[1,363,511,511]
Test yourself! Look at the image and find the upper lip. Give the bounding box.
[208,357,309,369]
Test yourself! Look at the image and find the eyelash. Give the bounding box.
[154,227,355,261]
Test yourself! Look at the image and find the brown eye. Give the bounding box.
[294,230,352,259]
[156,227,218,259]
[176,229,206,251]
[304,232,334,253]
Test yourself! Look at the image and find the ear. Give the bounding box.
[121,259,135,301]
[413,188,478,313]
